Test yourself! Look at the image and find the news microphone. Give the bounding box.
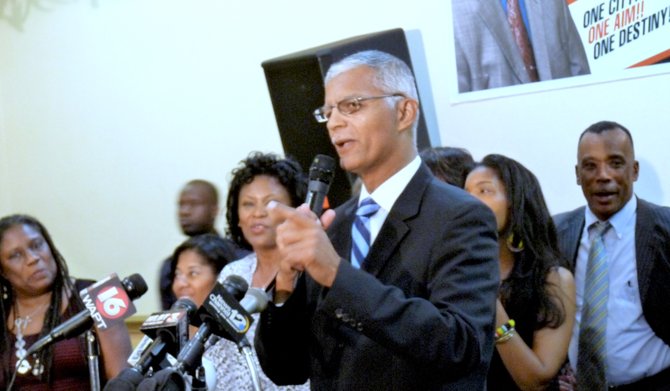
[305,154,336,216]
[158,287,269,391]
[220,273,248,302]
[135,297,197,374]
[173,275,249,375]
[26,273,147,357]
[236,288,269,391]
[238,287,270,316]
[103,298,197,391]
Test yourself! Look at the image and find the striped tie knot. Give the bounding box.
[356,198,380,218]
[351,198,380,269]
[590,221,611,238]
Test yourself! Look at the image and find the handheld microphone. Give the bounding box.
[26,273,147,357]
[305,154,336,216]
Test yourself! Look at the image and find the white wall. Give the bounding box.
[0,78,7,216]
[1,0,668,314]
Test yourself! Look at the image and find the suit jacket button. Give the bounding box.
[335,308,344,319]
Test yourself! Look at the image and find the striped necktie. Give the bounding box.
[351,198,380,269]
[577,221,611,391]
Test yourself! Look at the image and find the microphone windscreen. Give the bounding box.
[221,274,248,301]
[240,287,269,314]
[309,154,336,183]
[122,273,148,300]
[172,297,197,316]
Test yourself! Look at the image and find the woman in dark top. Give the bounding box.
[0,214,132,390]
[464,155,576,390]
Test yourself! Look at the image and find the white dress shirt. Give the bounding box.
[356,156,421,246]
[569,196,670,385]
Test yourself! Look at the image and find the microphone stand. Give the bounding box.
[238,337,261,391]
[86,330,101,391]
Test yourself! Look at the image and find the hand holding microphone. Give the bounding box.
[305,154,336,217]
[270,154,339,290]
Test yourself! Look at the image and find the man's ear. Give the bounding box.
[396,98,418,131]
[575,164,581,185]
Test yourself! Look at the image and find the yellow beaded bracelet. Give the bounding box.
[494,319,516,344]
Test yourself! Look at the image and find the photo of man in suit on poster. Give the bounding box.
[453,0,591,93]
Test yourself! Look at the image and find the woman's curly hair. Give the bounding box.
[225,152,307,250]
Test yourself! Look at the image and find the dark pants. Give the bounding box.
[609,365,670,391]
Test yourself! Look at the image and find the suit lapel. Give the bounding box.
[634,199,654,301]
[362,166,431,277]
[476,0,530,83]
[556,208,585,270]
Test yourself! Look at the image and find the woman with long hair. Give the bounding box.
[0,214,132,390]
[464,154,576,390]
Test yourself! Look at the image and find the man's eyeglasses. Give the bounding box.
[313,94,404,123]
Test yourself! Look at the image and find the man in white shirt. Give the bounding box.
[555,121,670,390]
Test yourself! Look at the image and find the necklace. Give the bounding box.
[13,302,49,376]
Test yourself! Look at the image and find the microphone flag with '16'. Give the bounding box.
[81,273,144,332]
[25,273,148,357]
[305,154,336,216]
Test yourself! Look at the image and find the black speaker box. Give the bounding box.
[262,28,430,209]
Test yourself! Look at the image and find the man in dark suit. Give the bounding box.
[255,50,499,390]
[452,0,590,92]
[554,121,670,390]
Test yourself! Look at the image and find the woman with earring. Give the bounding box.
[464,154,576,390]
[204,152,309,390]
[0,214,132,390]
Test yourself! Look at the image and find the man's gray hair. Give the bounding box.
[325,50,420,133]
